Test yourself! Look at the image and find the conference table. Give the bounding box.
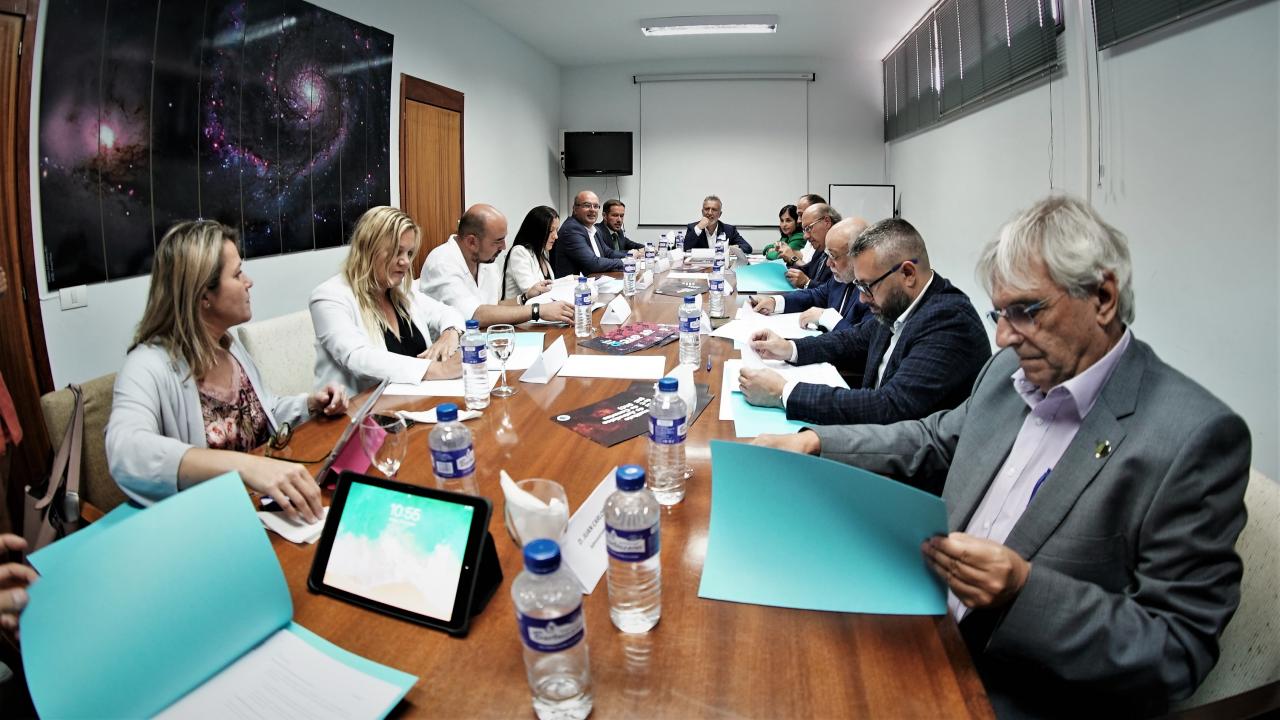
[266,265,995,719]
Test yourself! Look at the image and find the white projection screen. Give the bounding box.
[638,79,808,226]
[828,184,896,225]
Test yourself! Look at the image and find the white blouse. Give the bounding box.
[503,244,552,300]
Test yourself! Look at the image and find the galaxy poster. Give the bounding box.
[576,322,678,356]
[553,381,714,447]
[38,0,393,289]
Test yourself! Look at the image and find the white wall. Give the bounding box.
[888,0,1280,476]
[29,0,562,387]
[558,52,887,250]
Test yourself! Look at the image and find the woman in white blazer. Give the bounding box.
[311,206,467,396]
[502,205,559,301]
[106,220,348,520]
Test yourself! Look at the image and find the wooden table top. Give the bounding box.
[267,271,994,719]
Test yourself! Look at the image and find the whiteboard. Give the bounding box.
[827,184,896,225]
[638,79,808,226]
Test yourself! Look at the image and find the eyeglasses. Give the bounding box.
[853,258,915,297]
[987,297,1054,331]
[802,216,830,234]
[575,202,601,210]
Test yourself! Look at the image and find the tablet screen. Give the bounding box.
[322,482,475,622]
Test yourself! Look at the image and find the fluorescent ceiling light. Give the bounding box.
[640,15,779,37]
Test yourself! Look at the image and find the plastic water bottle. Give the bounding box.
[647,377,688,506]
[461,319,489,410]
[513,539,593,720]
[622,256,637,297]
[605,465,661,633]
[643,241,656,271]
[678,295,700,365]
[714,234,726,267]
[429,403,478,495]
[658,236,670,263]
[574,275,592,338]
[709,266,725,318]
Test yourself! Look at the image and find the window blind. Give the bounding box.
[1093,0,1239,50]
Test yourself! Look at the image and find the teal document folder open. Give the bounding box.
[733,261,793,293]
[699,441,947,615]
[727,392,809,437]
[21,473,417,718]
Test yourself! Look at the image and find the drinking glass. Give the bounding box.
[487,323,517,397]
[361,414,408,478]
[503,478,569,546]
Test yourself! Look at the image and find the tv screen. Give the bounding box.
[564,131,632,176]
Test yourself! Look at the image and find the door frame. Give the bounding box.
[398,74,464,275]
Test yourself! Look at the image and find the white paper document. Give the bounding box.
[258,508,329,545]
[385,371,501,397]
[156,627,406,720]
[559,469,615,594]
[520,336,568,384]
[712,313,821,343]
[560,354,666,380]
[600,295,632,324]
[719,358,848,420]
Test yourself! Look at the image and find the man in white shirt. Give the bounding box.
[420,204,573,328]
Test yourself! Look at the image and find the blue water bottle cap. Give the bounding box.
[436,403,459,422]
[523,538,562,574]
[616,464,646,491]
[683,295,695,303]
[578,274,587,283]
[465,319,479,330]
[658,377,678,393]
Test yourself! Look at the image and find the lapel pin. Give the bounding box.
[1095,440,1112,459]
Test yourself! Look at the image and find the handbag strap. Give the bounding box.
[33,384,84,511]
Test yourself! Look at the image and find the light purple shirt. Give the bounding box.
[950,328,1133,621]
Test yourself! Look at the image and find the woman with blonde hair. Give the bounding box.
[310,206,465,396]
[106,220,348,522]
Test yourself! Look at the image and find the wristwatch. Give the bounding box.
[530,304,540,322]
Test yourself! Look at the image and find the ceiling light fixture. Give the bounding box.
[640,15,779,37]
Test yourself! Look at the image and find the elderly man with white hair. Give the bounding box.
[754,195,1250,718]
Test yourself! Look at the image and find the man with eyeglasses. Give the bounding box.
[753,196,1249,717]
[680,195,753,254]
[740,217,989,426]
[751,206,852,314]
[551,190,629,277]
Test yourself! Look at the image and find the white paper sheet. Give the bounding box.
[520,336,568,384]
[721,358,848,394]
[559,470,615,594]
[156,627,405,720]
[560,354,667,380]
[258,507,328,545]
[712,312,821,343]
[385,371,501,397]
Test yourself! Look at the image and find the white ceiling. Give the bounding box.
[454,0,939,67]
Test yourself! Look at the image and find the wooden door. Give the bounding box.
[0,1,53,534]
[399,75,463,279]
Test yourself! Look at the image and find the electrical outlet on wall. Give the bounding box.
[58,285,88,310]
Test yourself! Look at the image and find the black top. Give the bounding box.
[383,307,428,357]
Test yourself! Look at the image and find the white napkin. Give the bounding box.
[396,408,482,424]
[500,470,569,544]
[700,311,712,336]
[258,507,329,544]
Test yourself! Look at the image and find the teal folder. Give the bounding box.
[732,260,793,293]
[21,473,417,718]
[699,441,948,615]
[728,392,809,437]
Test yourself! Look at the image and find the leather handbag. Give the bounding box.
[25,384,84,550]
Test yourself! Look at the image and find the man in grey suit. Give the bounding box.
[755,196,1249,717]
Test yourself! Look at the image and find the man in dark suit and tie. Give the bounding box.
[753,196,1249,718]
[750,212,867,327]
[740,217,990,426]
[551,190,628,277]
[768,202,839,289]
[681,195,753,254]
[597,199,643,253]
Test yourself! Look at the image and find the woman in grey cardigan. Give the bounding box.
[106,220,348,522]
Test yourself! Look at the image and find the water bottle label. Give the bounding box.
[431,445,475,478]
[649,416,687,445]
[462,344,487,365]
[624,259,635,273]
[680,315,700,334]
[518,605,584,653]
[575,291,591,307]
[605,524,659,562]
[645,247,655,259]
[709,279,723,293]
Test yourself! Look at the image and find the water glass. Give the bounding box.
[504,479,569,546]
[361,414,408,478]
[487,323,517,397]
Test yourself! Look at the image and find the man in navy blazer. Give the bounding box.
[775,203,842,289]
[681,195,753,254]
[752,196,1248,717]
[739,218,990,426]
[597,199,643,253]
[750,212,868,331]
[551,190,628,277]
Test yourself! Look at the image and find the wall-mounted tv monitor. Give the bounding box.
[563,131,633,176]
